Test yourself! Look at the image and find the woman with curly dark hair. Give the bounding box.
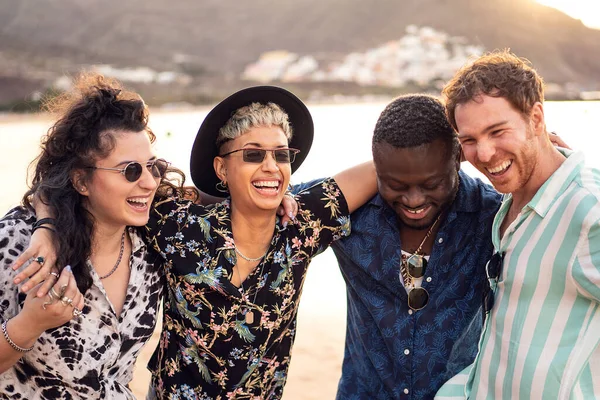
[0,72,192,399]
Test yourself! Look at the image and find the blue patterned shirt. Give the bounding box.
[329,170,502,399]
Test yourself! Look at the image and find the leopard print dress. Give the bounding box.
[0,207,163,399]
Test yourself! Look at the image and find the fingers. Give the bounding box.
[277,205,285,216]
[549,132,571,150]
[59,268,85,320]
[281,194,298,220]
[36,268,60,298]
[11,247,38,272]
[15,257,51,293]
[60,272,78,307]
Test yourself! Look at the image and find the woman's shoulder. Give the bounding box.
[0,206,35,234]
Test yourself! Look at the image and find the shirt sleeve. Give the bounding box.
[291,178,325,194]
[292,177,351,255]
[572,218,600,302]
[0,208,33,324]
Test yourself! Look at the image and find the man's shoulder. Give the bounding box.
[457,171,502,215]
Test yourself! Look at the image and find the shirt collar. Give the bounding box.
[128,226,147,253]
[526,148,583,218]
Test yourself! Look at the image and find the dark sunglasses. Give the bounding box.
[408,287,429,311]
[406,254,428,279]
[400,254,430,311]
[88,158,170,182]
[484,252,504,314]
[219,148,300,164]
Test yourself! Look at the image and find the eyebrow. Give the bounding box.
[242,142,287,149]
[457,121,509,138]
[114,156,157,167]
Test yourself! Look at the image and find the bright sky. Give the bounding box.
[536,0,600,29]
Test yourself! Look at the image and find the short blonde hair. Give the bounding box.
[216,102,293,149]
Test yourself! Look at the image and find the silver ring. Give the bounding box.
[49,287,60,300]
[42,295,56,310]
[61,296,73,307]
[72,308,83,317]
[49,271,59,280]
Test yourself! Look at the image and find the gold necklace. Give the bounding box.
[400,213,441,286]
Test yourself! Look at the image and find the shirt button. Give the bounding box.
[404,388,409,394]
[408,309,413,315]
[438,238,444,243]
[404,349,410,355]
[426,277,432,282]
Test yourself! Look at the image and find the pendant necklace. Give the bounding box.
[235,246,268,324]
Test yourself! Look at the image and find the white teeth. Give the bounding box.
[487,160,512,174]
[406,208,425,214]
[127,198,148,204]
[253,180,279,188]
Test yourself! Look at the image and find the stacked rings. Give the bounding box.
[61,296,74,307]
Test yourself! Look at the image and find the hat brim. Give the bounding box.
[190,86,314,197]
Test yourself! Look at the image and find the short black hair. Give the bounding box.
[372,94,459,157]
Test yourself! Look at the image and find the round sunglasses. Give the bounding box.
[408,287,429,311]
[88,158,170,182]
[219,148,300,164]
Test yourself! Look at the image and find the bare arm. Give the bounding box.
[333,161,377,213]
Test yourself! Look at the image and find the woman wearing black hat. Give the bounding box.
[143,86,375,398]
[19,85,376,398]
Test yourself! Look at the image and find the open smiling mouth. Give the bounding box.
[401,205,432,220]
[252,180,281,194]
[486,160,512,176]
[127,197,149,210]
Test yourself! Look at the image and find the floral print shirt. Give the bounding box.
[0,207,164,400]
[146,178,350,399]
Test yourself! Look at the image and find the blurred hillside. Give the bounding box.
[1,0,600,108]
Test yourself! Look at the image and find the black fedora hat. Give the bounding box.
[190,86,314,196]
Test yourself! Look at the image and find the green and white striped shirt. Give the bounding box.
[436,149,600,399]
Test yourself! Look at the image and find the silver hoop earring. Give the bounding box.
[216,180,229,193]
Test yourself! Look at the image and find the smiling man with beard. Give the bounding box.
[435,51,600,399]
[325,94,502,399]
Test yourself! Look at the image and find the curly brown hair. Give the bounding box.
[443,50,545,131]
[22,72,197,293]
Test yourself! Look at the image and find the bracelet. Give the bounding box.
[33,218,56,229]
[32,225,56,233]
[1,320,35,353]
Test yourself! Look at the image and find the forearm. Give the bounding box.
[32,193,55,219]
[332,161,377,213]
[0,314,41,374]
